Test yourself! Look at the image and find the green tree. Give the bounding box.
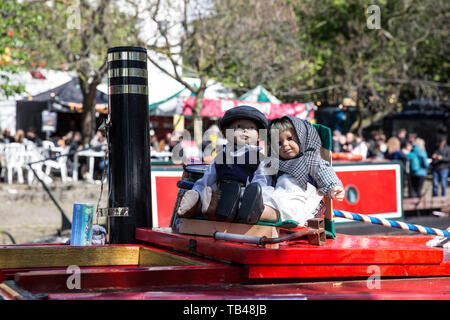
[26,0,140,144]
[0,1,42,98]
[179,0,448,134]
[289,0,449,133]
[182,0,313,98]
[131,0,311,145]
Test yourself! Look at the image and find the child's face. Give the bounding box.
[278,129,300,159]
[225,119,259,146]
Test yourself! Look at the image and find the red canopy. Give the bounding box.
[182,97,314,120]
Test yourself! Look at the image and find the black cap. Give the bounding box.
[219,105,268,132]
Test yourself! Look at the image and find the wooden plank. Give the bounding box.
[321,147,334,221]
[138,247,205,266]
[0,246,140,269]
[178,218,279,238]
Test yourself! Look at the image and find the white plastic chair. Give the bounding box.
[24,142,53,185]
[5,143,26,184]
[0,142,6,180]
[44,145,70,183]
[41,140,55,158]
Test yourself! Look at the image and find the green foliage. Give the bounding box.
[0,0,42,97]
[29,1,139,74]
[21,0,142,142]
[182,0,448,131]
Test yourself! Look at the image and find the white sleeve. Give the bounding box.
[192,160,217,195]
[247,160,272,187]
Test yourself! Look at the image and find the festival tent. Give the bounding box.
[15,77,108,135]
[237,85,282,104]
[182,85,315,120]
[0,70,74,133]
[17,77,108,113]
[149,78,236,116]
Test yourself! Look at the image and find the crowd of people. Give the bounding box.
[1,122,448,198]
[332,127,450,198]
[158,124,449,200]
[150,131,177,154]
[0,126,108,183]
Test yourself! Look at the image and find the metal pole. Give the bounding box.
[107,46,152,244]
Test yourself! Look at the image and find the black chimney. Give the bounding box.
[107,46,152,244]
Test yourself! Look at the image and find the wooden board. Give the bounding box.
[178,218,281,249]
[178,218,279,238]
[0,245,203,269]
[138,247,205,266]
[0,246,139,269]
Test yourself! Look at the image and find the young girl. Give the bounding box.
[257,116,344,226]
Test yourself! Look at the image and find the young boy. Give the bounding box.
[257,116,344,226]
[177,105,269,222]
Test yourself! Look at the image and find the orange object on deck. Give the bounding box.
[332,152,363,161]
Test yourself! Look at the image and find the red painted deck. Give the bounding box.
[44,277,450,300]
[1,229,449,300]
[136,228,450,279]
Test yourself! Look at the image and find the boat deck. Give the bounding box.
[1,229,449,300]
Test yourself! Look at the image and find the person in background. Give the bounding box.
[396,128,408,145]
[385,137,405,161]
[430,135,450,197]
[61,131,74,147]
[69,131,83,152]
[401,141,413,198]
[352,135,368,159]
[90,130,108,179]
[150,135,159,152]
[378,134,387,154]
[342,132,356,152]
[2,128,15,143]
[159,132,175,152]
[90,130,106,151]
[406,137,429,198]
[369,139,386,160]
[367,130,380,158]
[408,132,417,145]
[338,134,347,153]
[331,130,342,153]
[69,131,86,179]
[26,126,43,147]
[14,129,25,143]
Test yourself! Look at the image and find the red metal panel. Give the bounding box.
[247,262,450,279]
[153,175,181,227]
[335,169,398,214]
[15,264,244,294]
[135,229,445,266]
[333,162,403,220]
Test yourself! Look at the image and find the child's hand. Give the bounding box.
[330,186,344,201]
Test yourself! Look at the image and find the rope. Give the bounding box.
[333,209,450,237]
